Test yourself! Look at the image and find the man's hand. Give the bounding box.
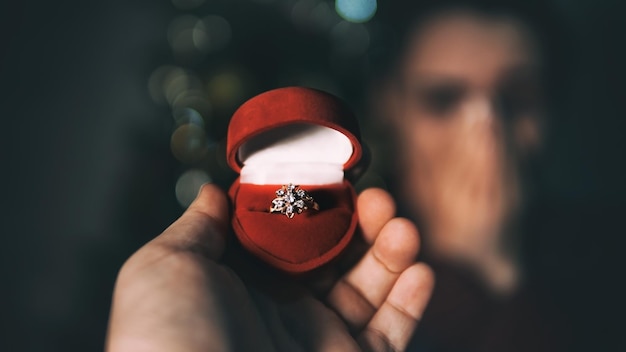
[106,184,434,352]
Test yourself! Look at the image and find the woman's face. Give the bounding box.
[389,10,543,262]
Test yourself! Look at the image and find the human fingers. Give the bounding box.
[150,183,230,260]
[357,188,396,244]
[326,217,420,332]
[301,188,397,296]
[358,263,434,352]
[264,291,361,352]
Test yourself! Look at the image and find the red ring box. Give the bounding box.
[226,87,363,273]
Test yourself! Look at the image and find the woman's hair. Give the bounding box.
[369,0,570,101]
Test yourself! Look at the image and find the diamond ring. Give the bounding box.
[269,184,319,218]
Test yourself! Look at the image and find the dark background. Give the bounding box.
[2,0,625,351]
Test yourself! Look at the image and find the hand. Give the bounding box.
[106,184,434,352]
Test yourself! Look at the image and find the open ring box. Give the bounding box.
[226,87,363,273]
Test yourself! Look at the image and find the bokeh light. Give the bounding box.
[310,1,339,31]
[330,21,370,57]
[206,70,247,110]
[172,107,205,127]
[167,14,231,60]
[291,0,340,32]
[291,0,318,25]
[148,65,176,104]
[172,0,206,10]
[163,68,203,106]
[171,90,213,121]
[168,15,205,60]
[335,0,377,23]
[198,15,232,53]
[170,123,210,163]
[175,169,212,208]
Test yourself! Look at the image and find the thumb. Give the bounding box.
[188,183,230,230]
[153,183,230,260]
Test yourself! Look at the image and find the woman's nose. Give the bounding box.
[458,94,506,143]
[462,94,498,123]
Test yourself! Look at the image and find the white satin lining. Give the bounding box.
[239,123,353,185]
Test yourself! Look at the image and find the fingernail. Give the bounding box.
[196,182,210,199]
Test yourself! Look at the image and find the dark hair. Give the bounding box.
[369,0,571,101]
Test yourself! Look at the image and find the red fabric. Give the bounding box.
[229,179,358,273]
[226,87,363,273]
[226,87,362,173]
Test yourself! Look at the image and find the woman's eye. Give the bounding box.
[497,86,540,119]
[496,71,542,119]
[418,85,465,116]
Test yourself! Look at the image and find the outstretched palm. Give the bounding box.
[107,185,433,352]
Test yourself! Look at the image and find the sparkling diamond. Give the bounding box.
[270,184,318,218]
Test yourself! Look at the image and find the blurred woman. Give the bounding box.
[370,1,568,351]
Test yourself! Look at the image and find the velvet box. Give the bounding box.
[227,87,363,273]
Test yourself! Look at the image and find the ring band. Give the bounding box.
[270,184,319,218]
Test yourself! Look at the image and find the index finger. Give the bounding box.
[357,188,397,244]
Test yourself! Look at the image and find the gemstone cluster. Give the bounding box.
[270,184,317,218]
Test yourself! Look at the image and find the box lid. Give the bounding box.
[226,87,362,175]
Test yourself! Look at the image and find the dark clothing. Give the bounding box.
[408,259,569,352]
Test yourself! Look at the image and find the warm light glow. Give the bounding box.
[206,70,246,109]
